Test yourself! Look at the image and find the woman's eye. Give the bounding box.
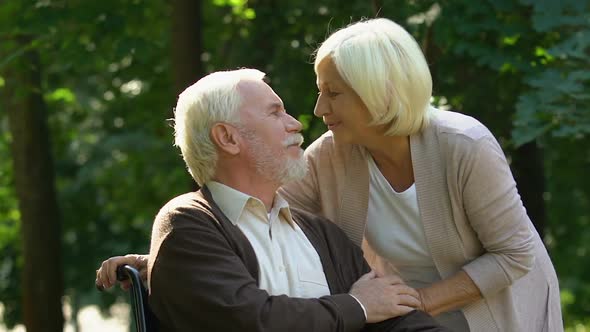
[318,90,339,98]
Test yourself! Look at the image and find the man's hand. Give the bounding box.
[95,254,148,291]
[349,271,421,323]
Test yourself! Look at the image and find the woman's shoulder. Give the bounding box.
[306,131,335,153]
[428,108,494,143]
[304,130,359,161]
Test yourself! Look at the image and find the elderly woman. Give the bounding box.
[97,18,562,331]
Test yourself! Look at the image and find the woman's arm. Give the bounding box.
[417,131,537,315]
[459,135,536,297]
[417,270,481,316]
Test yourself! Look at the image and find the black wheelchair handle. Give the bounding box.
[117,264,131,282]
[95,264,133,291]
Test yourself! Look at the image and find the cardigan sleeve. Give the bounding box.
[148,208,366,332]
[458,135,536,298]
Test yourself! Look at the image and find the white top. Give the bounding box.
[207,181,330,298]
[365,156,469,330]
[365,155,438,286]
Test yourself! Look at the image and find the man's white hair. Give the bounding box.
[315,18,433,136]
[174,68,266,185]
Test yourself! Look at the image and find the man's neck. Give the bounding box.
[212,172,280,212]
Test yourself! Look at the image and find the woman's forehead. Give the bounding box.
[316,57,344,86]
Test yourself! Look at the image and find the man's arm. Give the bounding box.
[149,213,366,332]
[300,211,449,331]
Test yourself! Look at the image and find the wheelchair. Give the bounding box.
[98,264,159,332]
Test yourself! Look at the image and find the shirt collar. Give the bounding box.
[273,194,294,227]
[206,181,294,227]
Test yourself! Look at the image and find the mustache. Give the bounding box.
[283,134,304,147]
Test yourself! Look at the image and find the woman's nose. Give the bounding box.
[314,95,329,118]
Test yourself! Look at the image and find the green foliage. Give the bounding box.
[0,123,22,328]
[0,0,183,326]
[544,136,590,323]
[513,1,590,146]
[0,0,588,329]
[430,0,590,325]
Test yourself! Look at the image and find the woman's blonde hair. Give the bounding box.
[174,69,266,185]
[315,18,432,136]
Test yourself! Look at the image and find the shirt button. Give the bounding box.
[278,266,285,272]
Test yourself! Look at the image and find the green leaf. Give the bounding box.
[46,88,76,103]
[502,35,520,46]
[243,8,256,20]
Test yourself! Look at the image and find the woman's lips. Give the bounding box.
[326,122,340,130]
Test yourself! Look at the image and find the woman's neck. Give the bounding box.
[364,134,411,168]
[363,134,415,192]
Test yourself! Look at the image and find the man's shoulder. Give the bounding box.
[160,191,207,209]
[154,190,218,232]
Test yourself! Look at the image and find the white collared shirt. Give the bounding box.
[207,181,331,298]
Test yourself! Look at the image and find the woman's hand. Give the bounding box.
[95,254,149,291]
[415,270,482,316]
[416,288,430,313]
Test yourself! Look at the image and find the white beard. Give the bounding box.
[238,128,308,184]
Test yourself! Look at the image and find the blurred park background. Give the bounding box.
[0,0,589,331]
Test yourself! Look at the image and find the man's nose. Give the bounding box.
[286,114,303,132]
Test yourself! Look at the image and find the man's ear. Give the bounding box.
[210,123,240,155]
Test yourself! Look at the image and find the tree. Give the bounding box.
[0,0,588,329]
[0,35,64,332]
[171,0,204,96]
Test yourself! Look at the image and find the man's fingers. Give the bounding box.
[97,255,149,291]
[120,280,132,291]
[393,305,415,316]
[390,284,419,298]
[358,270,376,281]
[95,277,105,291]
[397,294,421,308]
[382,274,404,285]
[106,261,117,286]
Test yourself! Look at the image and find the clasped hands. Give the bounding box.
[349,270,426,323]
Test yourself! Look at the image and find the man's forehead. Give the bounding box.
[237,79,282,107]
[236,78,272,94]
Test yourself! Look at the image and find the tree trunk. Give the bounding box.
[170,0,203,190]
[511,142,547,240]
[171,0,203,96]
[1,36,64,331]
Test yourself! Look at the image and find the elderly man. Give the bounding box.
[97,69,447,331]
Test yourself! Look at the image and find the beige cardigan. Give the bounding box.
[279,109,563,331]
